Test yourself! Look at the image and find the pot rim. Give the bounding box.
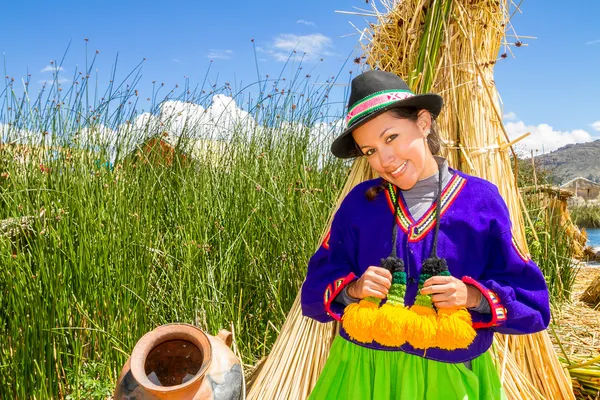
[130,323,212,394]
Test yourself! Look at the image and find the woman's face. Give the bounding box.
[352,109,437,190]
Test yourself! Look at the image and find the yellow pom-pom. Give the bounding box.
[436,308,476,350]
[406,305,438,350]
[342,300,380,343]
[372,304,414,347]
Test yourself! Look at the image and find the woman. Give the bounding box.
[300,70,550,399]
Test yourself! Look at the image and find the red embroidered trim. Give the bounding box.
[462,276,507,329]
[407,175,466,242]
[384,174,467,242]
[384,188,410,233]
[322,230,331,250]
[324,273,357,321]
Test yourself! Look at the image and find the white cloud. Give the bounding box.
[38,77,70,85]
[206,49,233,60]
[0,93,339,167]
[40,65,64,73]
[121,96,343,164]
[586,39,600,46]
[505,120,595,155]
[0,123,38,145]
[297,20,316,27]
[0,95,257,163]
[270,33,334,62]
[172,59,182,64]
[78,124,118,150]
[591,121,600,132]
[503,111,517,121]
[119,95,257,159]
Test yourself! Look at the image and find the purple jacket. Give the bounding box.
[300,169,550,363]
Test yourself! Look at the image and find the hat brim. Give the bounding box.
[331,93,443,159]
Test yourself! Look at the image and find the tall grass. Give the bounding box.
[517,174,578,307]
[522,198,578,306]
[569,203,600,228]
[512,155,578,306]
[0,54,350,398]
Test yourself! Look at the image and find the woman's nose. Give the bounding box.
[379,148,395,169]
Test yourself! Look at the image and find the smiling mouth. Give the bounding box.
[390,161,408,177]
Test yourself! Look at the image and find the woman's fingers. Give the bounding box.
[420,283,453,295]
[366,280,389,295]
[367,272,392,289]
[364,286,388,299]
[420,277,469,307]
[431,293,453,303]
[353,266,394,299]
[369,266,393,281]
[433,301,455,309]
[426,282,469,307]
[423,275,454,287]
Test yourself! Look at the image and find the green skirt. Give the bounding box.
[309,335,506,400]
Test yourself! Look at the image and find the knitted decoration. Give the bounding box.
[372,256,415,347]
[411,161,476,351]
[342,297,381,343]
[405,256,442,350]
[407,161,477,351]
[433,265,476,350]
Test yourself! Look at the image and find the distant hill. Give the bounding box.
[535,140,600,185]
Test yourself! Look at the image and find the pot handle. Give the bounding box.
[217,329,233,347]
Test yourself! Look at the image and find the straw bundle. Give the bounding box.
[567,355,600,399]
[362,0,528,244]
[521,185,588,259]
[247,1,575,399]
[246,158,377,400]
[580,274,600,308]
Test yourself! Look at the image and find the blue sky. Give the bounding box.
[1,0,599,154]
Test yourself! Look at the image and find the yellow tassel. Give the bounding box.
[435,308,476,350]
[372,303,414,347]
[406,305,438,350]
[342,300,380,343]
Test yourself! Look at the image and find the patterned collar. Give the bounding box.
[384,170,467,242]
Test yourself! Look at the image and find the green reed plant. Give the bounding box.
[0,53,351,399]
[512,155,578,306]
[569,203,600,228]
[521,190,578,307]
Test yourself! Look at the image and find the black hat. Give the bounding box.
[331,70,443,159]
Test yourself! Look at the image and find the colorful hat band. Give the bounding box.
[346,89,414,126]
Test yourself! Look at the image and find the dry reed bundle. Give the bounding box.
[247,1,575,399]
[580,275,600,308]
[521,185,588,259]
[490,335,545,400]
[567,355,600,399]
[362,0,528,244]
[246,158,377,400]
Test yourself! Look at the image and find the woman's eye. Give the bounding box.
[386,134,398,143]
[365,149,375,156]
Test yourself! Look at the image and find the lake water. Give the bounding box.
[587,228,600,248]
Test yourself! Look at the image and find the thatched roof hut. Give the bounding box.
[521,185,587,258]
[561,177,600,201]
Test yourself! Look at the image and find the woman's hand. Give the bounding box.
[346,266,392,300]
[420,275,482,309]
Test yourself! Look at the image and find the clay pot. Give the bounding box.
[114,324,243,400]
